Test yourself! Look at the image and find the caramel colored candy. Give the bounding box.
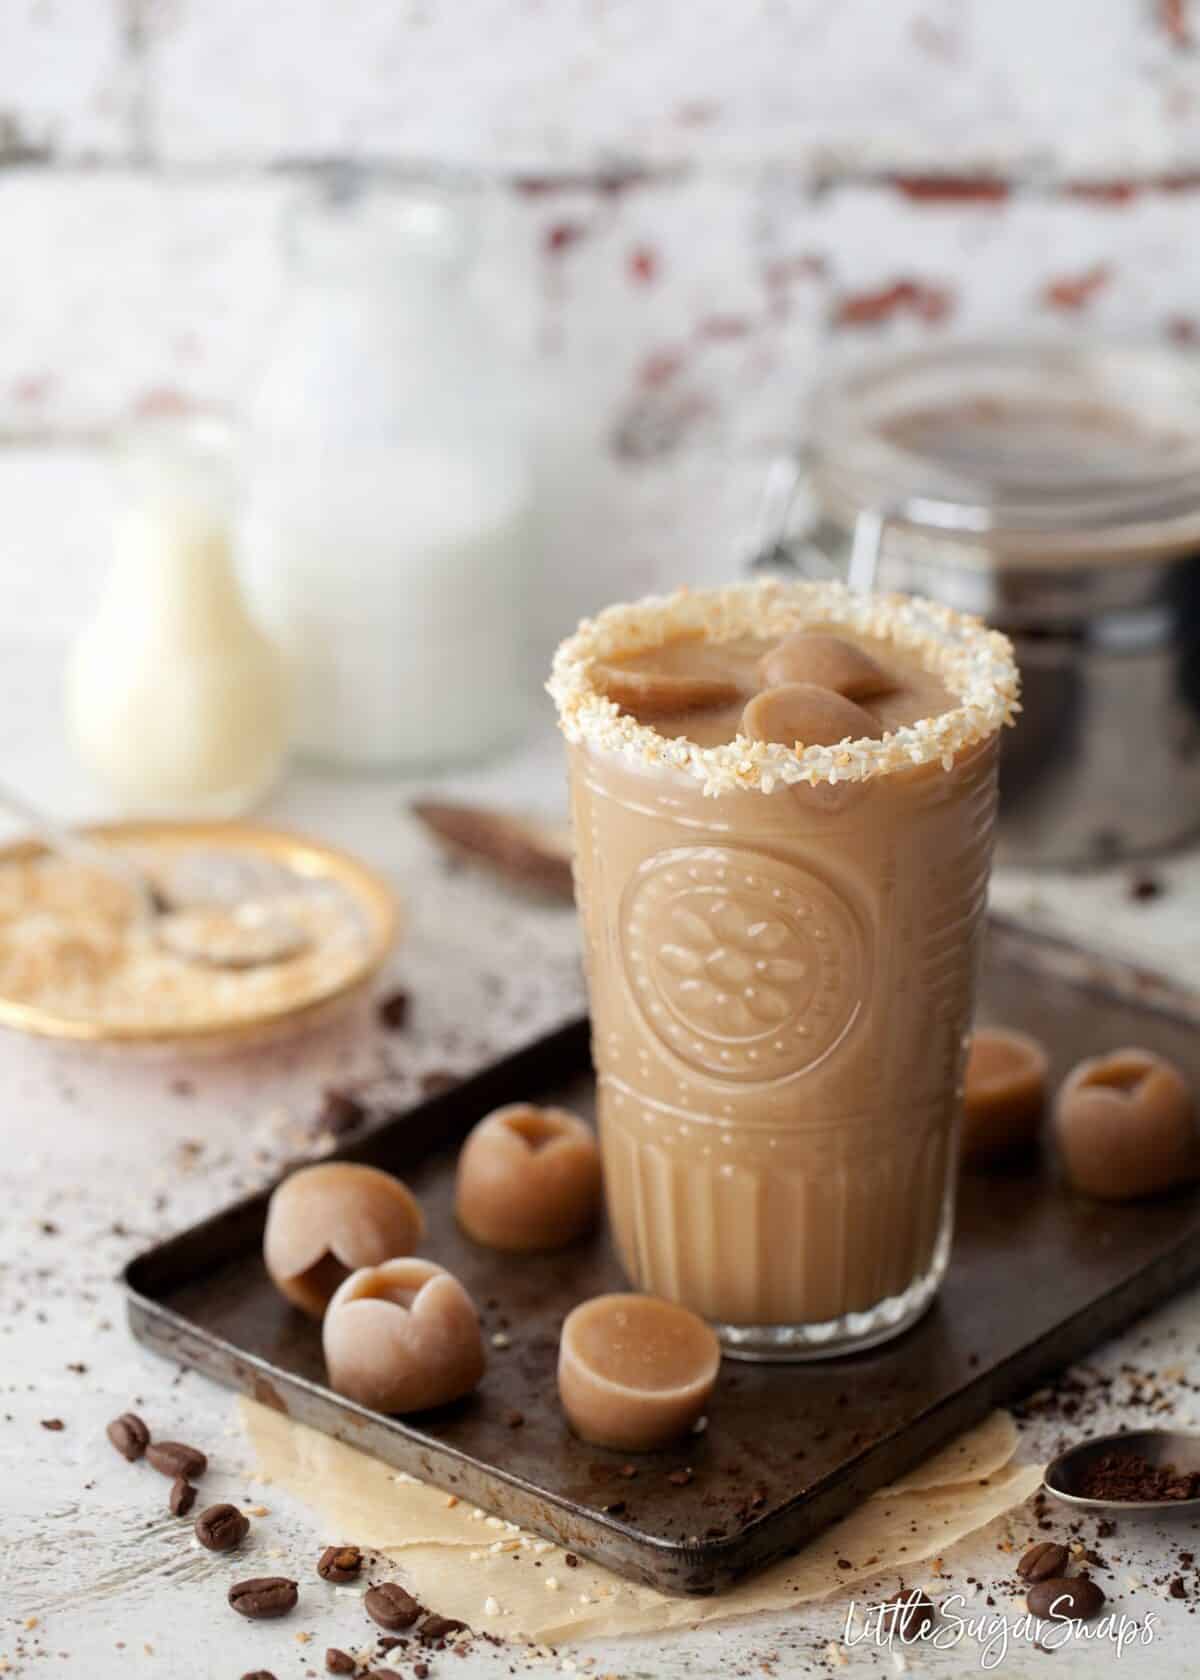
[323,1257,485,1413]
[456,1104,602,1253]
[961,1027,1048,1166]
[594,663,740,717]
[758,632,895,700]
[263,1162,425,1319]
[741,683,881,749]
[1054,1047,1198,1202]
[558,1293,720,1452]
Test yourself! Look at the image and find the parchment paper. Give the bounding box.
[241,1400,1041,1644]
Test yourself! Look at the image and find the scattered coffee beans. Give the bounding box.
[364,1581,421,1631]
[1017,1541,1071,1582]
[195,1502,250,1552]
[317,1544,362,1583]
[106,1411,150,1462]
[228,1577,298,1620]
[168,1476,196,1517]
[1027,1576,1106,1622]
[146,1440,207,1480]
[325,1652,356,1676]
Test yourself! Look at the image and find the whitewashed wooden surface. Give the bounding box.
[1,449,1200,1677]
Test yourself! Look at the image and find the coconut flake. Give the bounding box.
[547,580,1019,797]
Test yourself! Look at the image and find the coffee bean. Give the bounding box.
[365,1581,421,1631]
[418,1614,468,1644]
[1018,1541,1071,1582]
[1027,1576,1106,1622]
[413,1666,430,1680]
[195,1502,250,1552]
[317,1544,362,1583]
[146,1440,207,1480]
[106,1411,150,1462]
[228,1577,298,1620]
[881,1591,936,1642]
[325,1652,356,1676]
[168,1476,196,1517]
[241,1672,278,1679]
[40,1418,64,1431]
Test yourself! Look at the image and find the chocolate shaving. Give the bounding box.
[412,801,573,901]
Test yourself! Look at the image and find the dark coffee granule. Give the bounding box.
[325,1654,355,1676]
[1170,1576,1188,1599]
[504,1409,525,1429]
[41,1418,65,1431]
[317,1089,368,1138]
[418,1614,467,1644]
[378,990,410,1031]
[564,1553,579,1568]
[1129,873,1164,902]
[1077,1450,1200,1503]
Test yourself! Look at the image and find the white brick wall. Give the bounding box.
[7,0,1200,174]
[2,0,1200,600]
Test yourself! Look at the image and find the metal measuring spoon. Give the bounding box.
[0,778,308,970]
[1043,1428,1200,1515]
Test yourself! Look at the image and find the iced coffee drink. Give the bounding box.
[550,581,1019,1359]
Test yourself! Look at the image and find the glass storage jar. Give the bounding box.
[243,179,538,772]
[761,342,1200,865]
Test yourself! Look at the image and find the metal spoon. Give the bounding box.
[0,778,308,970]
[1043,1428,1200,1515]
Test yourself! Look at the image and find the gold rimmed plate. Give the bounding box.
[0,820,400,1052]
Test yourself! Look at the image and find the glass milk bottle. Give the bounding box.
[65,416,288,817]
[243,183,537,770]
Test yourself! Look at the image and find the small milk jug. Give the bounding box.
[65,417,288,817]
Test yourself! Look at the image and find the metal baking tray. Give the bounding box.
[125,915,1200,1595]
